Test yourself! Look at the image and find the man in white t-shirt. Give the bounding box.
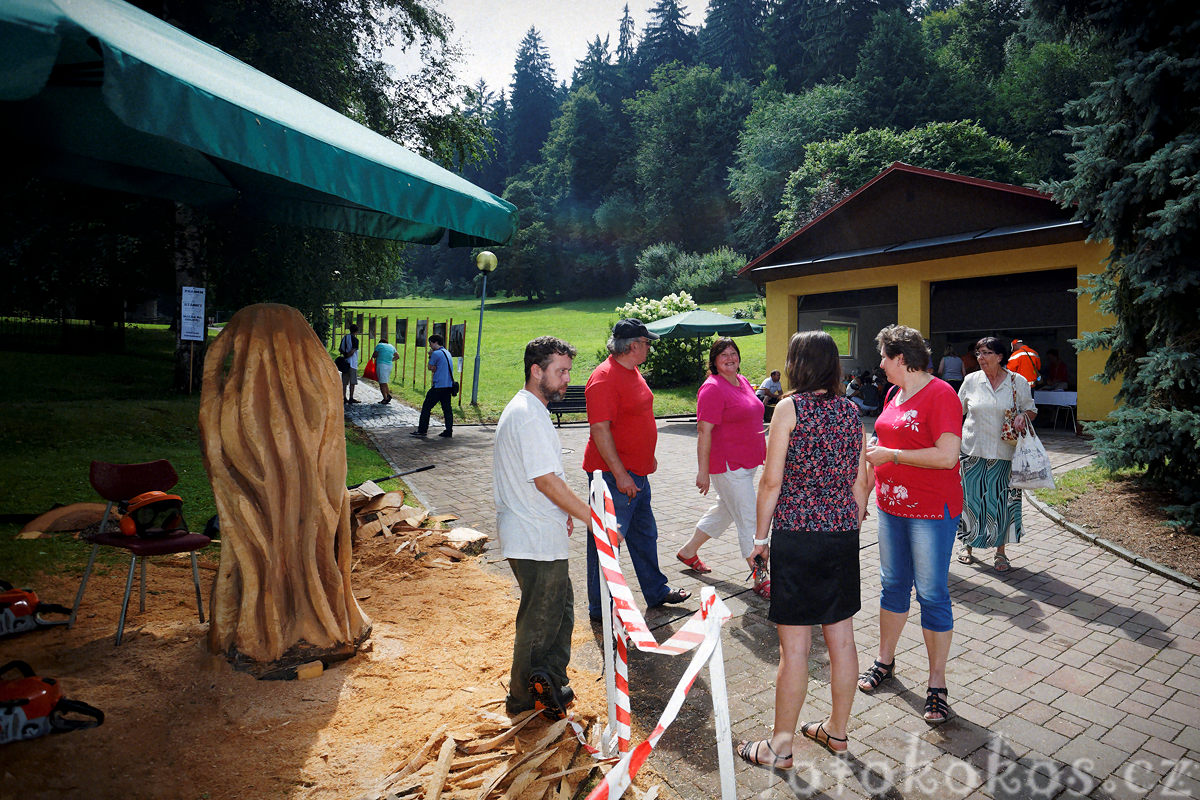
[756,370,783,420]
[493,336,592,719]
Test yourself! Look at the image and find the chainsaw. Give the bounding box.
[0,581,70,638]
[1,660,104,744]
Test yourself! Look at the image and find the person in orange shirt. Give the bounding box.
[1007,339,1041,388]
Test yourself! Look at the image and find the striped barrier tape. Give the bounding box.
[585,587,730,800]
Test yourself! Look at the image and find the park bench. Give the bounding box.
[547,385,587,427]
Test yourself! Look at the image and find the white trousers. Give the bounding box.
[696,466,759,559]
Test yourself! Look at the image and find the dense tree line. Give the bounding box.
[412,0,1110,300]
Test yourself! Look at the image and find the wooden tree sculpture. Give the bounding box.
[199,303,370,675]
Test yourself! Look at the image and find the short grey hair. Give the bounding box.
[607,336,637,355]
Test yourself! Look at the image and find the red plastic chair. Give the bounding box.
[70,460,211,645]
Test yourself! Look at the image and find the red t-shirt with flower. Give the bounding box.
[873,378,963,519]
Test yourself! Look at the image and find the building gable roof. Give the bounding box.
[741,162,1085,282]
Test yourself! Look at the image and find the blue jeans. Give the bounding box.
[586,471,670,618]
[877,507,958,633]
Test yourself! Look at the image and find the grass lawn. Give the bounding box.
[341,292,768,421]
[0,290,766,582]
[0,327,394,585]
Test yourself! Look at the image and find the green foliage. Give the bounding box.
[989,36,1109,180]
[631,245,749,303]
[854,10,958,131]
[777,121,1031,237]
[616,293,707,386]
[508,27,560,173]
[698,0,767,80]
[1038,0,1200,531]
[636,0,699,81]
[626,63,752,250]
[728,77,865,253]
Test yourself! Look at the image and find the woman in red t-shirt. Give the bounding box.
[859,325,963,725]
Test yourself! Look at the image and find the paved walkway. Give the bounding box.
[362,407,1200,800]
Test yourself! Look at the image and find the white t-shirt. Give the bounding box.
[757,376,782,399]
[493,389,570,560]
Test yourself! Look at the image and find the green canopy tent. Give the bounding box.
[645,309,763,339]
[0,0,516,246]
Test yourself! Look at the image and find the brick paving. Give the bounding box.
[364,409,1199,800]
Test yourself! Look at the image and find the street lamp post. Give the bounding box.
[471,250,498,405]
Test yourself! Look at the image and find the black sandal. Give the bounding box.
[735,738,792,769]
[857,659,895,693]
[800,721,848,755]
[924,687,952,725]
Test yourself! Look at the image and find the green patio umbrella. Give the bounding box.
[644,309,763,339]
[0,0,516,246]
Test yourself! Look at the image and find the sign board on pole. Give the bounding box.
[180,287,206,342]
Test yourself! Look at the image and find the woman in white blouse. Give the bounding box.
[957,336,1037,571]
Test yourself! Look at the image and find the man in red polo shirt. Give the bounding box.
[583,319,691,621]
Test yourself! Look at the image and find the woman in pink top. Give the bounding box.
[675,338,769,597]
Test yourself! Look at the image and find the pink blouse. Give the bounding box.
[697,374,766,473]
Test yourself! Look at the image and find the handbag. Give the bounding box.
[363,358,377,381]
[1000,374,1021,444]
[1009,429,1055,490]
[451,380,460,397]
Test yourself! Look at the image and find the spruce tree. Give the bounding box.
[698,0,767,80]
[1037,0,1200,531]
[637,0,698,81]
[507,27,559,174]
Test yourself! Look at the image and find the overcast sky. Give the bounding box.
[392,0,709,94]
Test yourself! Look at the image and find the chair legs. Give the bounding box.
[116,555,139,646]
[191,552,206,623]
[69,541,102,629]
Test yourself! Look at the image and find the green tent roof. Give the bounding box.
[0,0,516,246]
[645,309,763,339]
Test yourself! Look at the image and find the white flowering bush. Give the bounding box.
[615,293,708,387]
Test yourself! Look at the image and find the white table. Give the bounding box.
[1035,390,1078,432]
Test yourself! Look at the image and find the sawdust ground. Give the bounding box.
[0,535,667,799]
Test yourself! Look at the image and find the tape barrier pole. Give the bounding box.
[707,620,737,800]
[592,474,619,758]
[585,587,732,800]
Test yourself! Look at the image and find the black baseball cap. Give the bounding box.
[612,318,659,340]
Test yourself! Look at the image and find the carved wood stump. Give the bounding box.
[199,303,370,674]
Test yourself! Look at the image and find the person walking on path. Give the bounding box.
[493,336,593,718]
[372,337,399,404]
[338,323,360,404]
[583,319,690,621]
[957,336,1037,572]
[675,338,768,596]
[736,331,871,767]
[860,325,963,725]
[411,333,454,438]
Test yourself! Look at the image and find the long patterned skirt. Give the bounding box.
[957,456,1023,548]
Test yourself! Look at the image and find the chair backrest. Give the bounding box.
[89,460,178,503]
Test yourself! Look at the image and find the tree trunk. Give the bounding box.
[173,202,207,393]
[199,303,370,673]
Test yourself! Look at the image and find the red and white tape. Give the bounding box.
[583,473,732,796]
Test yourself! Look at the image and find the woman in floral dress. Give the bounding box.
[736,331,871,766]
[859,325,963,724]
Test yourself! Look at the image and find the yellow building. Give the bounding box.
[740,162,1117,422]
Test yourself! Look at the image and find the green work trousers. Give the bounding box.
[506,558,573,713]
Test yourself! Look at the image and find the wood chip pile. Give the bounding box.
[360,709,658,800]
[349,480,487,555]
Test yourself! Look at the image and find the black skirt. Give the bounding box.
[768,530,860,626]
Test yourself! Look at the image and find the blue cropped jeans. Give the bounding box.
[876,506,959,633]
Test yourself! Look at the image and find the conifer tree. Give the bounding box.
[698,0,767,80]
[507,27,559,173]
[1036,0,1200,531]
[637,0,698,81]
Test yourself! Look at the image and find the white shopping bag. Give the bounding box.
[1009,429,1056,490]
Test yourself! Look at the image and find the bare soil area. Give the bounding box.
[1057,475,1200,580]
[0,534,667,800]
